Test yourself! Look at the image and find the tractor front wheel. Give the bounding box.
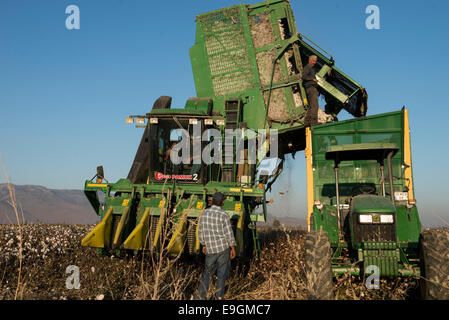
[305,231,334,300]
[419,229,449,300]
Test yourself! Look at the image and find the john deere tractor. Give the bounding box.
[81,0,368,263]
[304,109,449,299]
[79,0,449,299]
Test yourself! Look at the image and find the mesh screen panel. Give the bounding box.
[199,7,254,96]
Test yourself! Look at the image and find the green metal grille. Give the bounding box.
[212,72,253,96]
[200,7,242,33]
[204,31,246,55]
[199,7,254,96]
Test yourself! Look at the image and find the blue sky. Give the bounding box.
[1,0,448,226]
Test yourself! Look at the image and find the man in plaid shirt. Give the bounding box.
[196,192,236,299]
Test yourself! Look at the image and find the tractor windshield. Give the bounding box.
[325,143,399,164]
[325,142,399,201]
[148,118,204,183]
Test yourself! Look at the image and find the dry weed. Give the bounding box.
[1,222,436,300]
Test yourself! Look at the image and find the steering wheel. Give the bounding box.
[352,184,376,196]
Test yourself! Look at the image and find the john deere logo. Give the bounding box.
[373,215,380,223]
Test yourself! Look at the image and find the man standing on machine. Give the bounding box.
[302,55,319,126]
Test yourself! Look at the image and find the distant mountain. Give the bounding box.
[259,213,307,227]
[0,184,99,224]
[0,184,306,226]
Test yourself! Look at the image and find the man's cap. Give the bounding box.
[212,192,225,204]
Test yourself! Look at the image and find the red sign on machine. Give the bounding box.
[154,172,194,180]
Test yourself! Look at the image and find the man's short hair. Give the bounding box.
[212,192,225,206]
[309,55,317,61]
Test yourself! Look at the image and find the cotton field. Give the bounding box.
[0,224,424,300]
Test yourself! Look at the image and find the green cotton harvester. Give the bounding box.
[80,0,449,299]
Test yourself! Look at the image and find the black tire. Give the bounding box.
[186,220,198,255]
[236,225,254,278]
[305,231,334,300]
[148,216,160,249]
[419,229,449,300]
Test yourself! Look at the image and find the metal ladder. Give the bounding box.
[222,99,242,182]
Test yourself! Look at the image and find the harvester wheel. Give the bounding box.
[305,231,334,300]
[419,229,449,300]
[186,220,197,255]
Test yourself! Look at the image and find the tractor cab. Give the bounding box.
[126,111,218,185]
[325,142,399,247]
[145,116,206,184]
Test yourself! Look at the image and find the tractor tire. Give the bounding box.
[305,231,334,300]
[186,220,197,255]
[419,229,449,300]
[236,224,254,278]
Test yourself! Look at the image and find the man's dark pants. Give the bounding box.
[305,85,319,125]
[197,248,230,299]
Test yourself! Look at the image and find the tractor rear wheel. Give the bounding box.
[305,231,334,300]
[419,229,449,299]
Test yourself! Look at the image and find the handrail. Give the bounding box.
[298,32,334,62]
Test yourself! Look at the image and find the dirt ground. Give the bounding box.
[0,224,424,300]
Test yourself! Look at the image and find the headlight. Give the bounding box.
[314,201,323,210]
[380,214,394,223]
[394,192,408,201]
[359,214,373,224]
[136,118,145,125]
